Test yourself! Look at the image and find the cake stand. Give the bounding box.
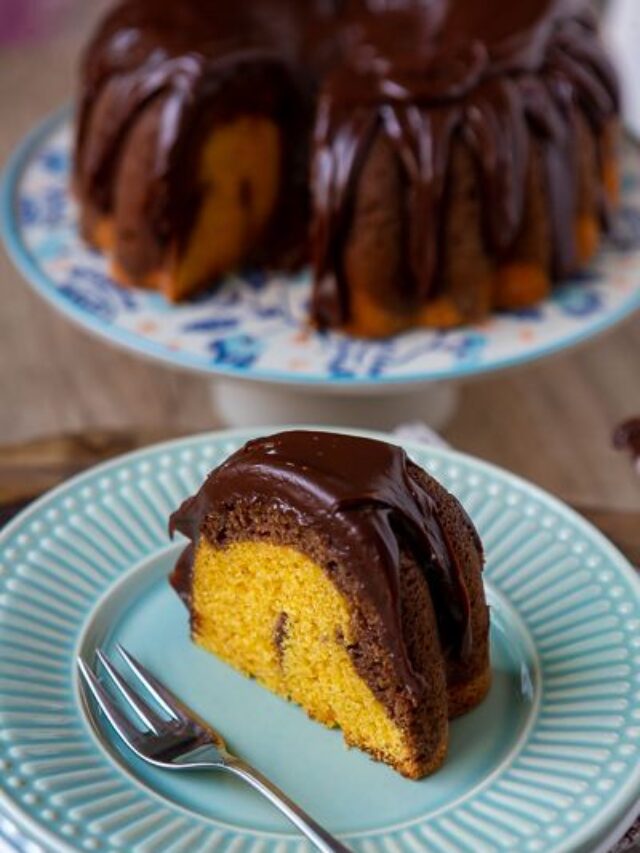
[3,109,640,429]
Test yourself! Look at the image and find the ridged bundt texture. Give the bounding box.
[74,0,619,336]
[170,431,490,778]
[73,4,312,299]
[311,4,620,334]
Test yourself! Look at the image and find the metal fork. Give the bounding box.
[77,645,351,853]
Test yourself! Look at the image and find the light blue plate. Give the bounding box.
[2,111,640,390]
[0,428,639,852]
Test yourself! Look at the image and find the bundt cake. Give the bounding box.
[169,430,490,778]
[74,0,620,336]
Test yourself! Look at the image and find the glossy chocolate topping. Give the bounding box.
[613,418,640,469]
[170,430,474,698]
[311,0,619,326]
[74,1,317,256]
[76,0,618,314]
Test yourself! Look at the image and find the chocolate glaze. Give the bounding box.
[613,418,640,468]
[74,1,326,268]
[76,0,618,314]
[170,430,475,701]
[311,0,619,326]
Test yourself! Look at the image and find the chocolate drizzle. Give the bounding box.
[311,1,619,326]
[76,0,619,317]
[74,1,324,268]
[170,430,474,700]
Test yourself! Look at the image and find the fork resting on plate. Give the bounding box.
[77,645,351,853]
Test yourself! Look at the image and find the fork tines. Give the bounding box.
[77,645,191,747]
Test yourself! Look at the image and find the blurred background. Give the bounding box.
[0,0,639,518]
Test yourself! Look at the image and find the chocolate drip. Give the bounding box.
[76,0,618,312]
[75,50,308,254]
[74,0,335,265]
[170,431,473,700]
[311,1,619,327]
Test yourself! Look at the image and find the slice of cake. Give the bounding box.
[170,431,490,778]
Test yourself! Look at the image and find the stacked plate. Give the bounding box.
[0,429,638,852]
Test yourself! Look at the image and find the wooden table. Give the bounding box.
[1,4,639,512]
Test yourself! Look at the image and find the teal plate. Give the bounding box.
[1,428,639,852]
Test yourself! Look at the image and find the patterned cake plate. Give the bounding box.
[2,110,640,391]
[0,428,639,853]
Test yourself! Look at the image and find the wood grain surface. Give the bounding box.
[1,3,639,517]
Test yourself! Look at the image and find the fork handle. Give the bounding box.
[224,757,352,853]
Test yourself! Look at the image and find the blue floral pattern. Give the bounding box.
[3,113,640,386]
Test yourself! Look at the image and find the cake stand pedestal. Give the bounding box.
[211,380,459,430]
